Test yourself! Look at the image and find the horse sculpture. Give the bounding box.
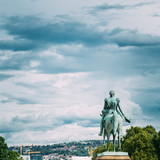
[103,111,123,152]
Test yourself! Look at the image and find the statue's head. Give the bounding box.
[109,90,115,97]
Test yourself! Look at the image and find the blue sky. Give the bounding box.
[0,0,160,146]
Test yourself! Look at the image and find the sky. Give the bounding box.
[0,0,160,146]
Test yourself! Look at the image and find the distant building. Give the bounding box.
[71,156,91,160]
[21,155,30,160]
[43,155,49,160]
[30,153,43,160]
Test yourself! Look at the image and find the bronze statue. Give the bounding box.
[99,90,131,151]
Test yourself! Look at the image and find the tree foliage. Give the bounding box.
[0,136,8,160]
[153,131,160,159]
[0,136,22,160]
[122,125,159,160]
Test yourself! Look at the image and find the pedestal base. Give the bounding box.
[96,152,131,160]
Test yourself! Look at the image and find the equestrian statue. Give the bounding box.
[99,90,131,152]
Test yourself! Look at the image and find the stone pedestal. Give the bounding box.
[96,152,131,160]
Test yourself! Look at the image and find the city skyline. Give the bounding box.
[0,0,160,146]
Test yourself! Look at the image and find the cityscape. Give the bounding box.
[9,140,103,160]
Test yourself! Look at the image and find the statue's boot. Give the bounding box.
[98,133,102,136]
[98,127,103,136]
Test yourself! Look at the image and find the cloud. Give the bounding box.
[1,15,160,76]
[0,74,14,81]
[1,70,160,146]
[89,3,126,14]
[0,39,39,51]
[1,69,156,145]
[1,16,106,51]
[114,74,160,131]
[0,113,61,134]
[6,123,99,145]
[132,2,154,8]
[0,51,35,71]
[0,101,101,145]
[95,2,152,11]
[1,15,160,54]
[0,84,150,146]
[106,28,160,47]
[88,2,153,14]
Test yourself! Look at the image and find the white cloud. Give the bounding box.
[0,69,150,145]
[30,61,40,68]
[6,123,100,146]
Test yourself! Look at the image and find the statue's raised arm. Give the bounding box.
[116,98,131,123]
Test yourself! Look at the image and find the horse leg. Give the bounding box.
[103,130,106,148]
[118,134,121,151]
[112,113,118,152]
[118,129,123,151]
[118,119,123,151]
[113,133,116,152]
[106,133,110,152]
[113,121,116,152]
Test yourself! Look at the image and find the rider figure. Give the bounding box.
[98,90,131,136]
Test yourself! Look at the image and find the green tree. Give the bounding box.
[0,136,8,160]
[122,125,158,160]
[153,131,160,160]
[8,151,22,160]
[0,136,22,160]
